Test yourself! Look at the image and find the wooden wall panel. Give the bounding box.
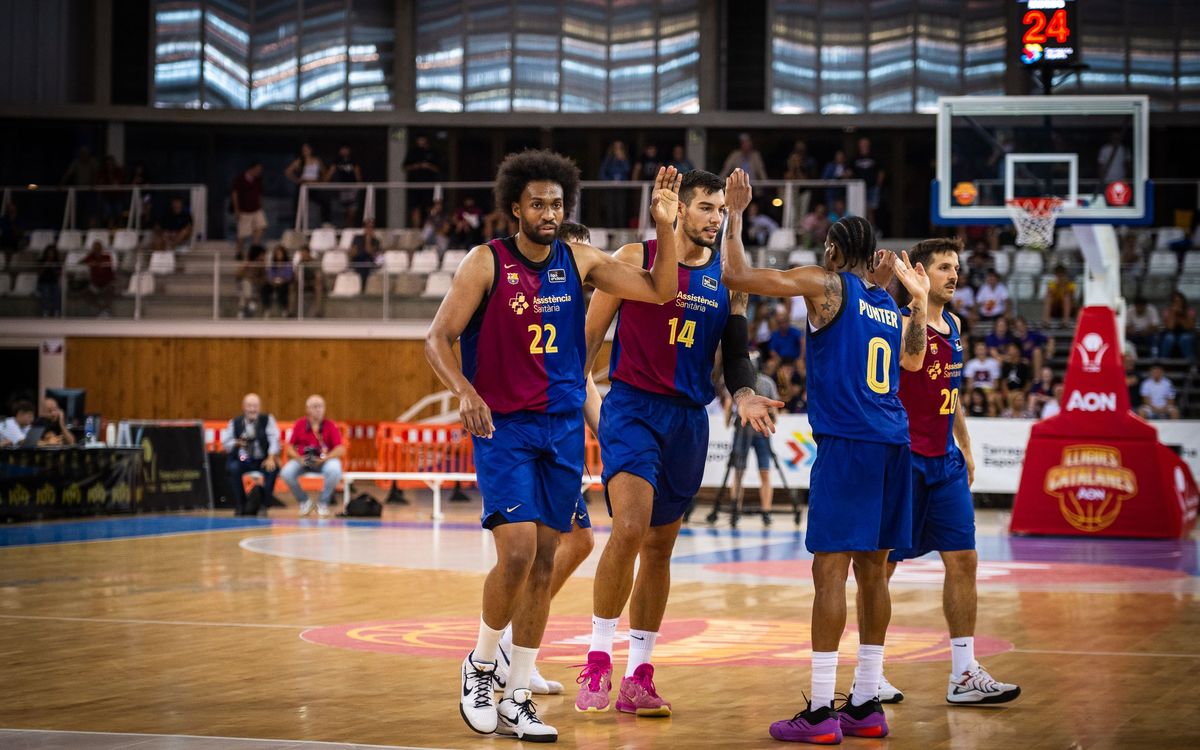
[64,337,613,422]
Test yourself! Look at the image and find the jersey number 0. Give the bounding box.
[866,337,892,394]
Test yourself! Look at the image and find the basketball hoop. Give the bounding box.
[1006,197,1064,250]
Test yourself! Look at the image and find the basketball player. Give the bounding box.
[426,151,682,742]
[573,169,782,717]
[492,221,597,697]
[855,237,1020,706]
[720,169,930,744]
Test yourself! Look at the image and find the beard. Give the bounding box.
[521,219,557,246]
[684,224,719,248]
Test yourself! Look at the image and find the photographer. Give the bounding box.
[280,394,345,517]
[222,393,281,515]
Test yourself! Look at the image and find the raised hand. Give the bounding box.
[892,250,930,300]
[650,166,683,225]
[867,248,897,288]
[738,394,786,436]
[724,168,753,214]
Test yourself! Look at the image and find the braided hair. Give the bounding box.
[826,216,876,273]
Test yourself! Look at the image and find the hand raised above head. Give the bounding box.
[650,166,683,225]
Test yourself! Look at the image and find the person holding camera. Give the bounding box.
[280,394,345,517]
[222,393,281,515]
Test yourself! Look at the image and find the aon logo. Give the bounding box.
[1066,391,1117,412]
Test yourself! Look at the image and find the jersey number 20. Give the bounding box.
[866,337,892,394]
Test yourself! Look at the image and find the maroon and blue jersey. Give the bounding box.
[460,237,587,415]
[899,308,963,457]
[806,272,909,445]
[609,240,730,407]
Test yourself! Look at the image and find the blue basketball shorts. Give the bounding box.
[889,447,975,562]
[472,409,584,533]
[599,381,708,527]
[805,435,912,553]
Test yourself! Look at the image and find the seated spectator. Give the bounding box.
[1158,291,1197,359]
[280,395,345,517]
[422,199,451,252]
[37,395,76,446]
[767,305,804,364]
[1012,316,1050,373]
[999,342,1032,396]
[963,341,1001,392]
[668,144,695,173]
[154,197,194,251]
[1138,366,1180,420]
[295,247,324,317]
[1125,296,1161,357]
[37,245,63,318]
[975,269,1011,321]
[0,400,36,446]
[222,393,282,515]
[1042,264,1076,326]
[1027,366,1056,414]
[984,316,1015,358]
[1000,390,1037,419]
[263,245,294,317]
[965,388,994,417]
[966,242,993,281]
[350,218,383,291]
[484,204,516,240]
[1124,349,1142,411]
[452,197,484,247]
[950,276,976,321]
[744,201,780,247]
[827,197,846,224]
[1039,383,1065,419]
[799,204,831,248]
[81,241,116,317]
[237,244,267,318]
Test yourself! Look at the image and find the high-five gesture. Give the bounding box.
[867,248,897,289]
[892,250,930,300]
[725,168,752,214]
[895,249,931,372]
[650,166,683,225]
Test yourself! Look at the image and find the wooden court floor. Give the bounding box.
[1,501,1198,750]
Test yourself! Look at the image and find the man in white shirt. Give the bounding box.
[1040,384,1064,419]
[0,400,36,446]
[974,270,1010,321]
[963,341,1002,391]
[1125,296,1161,356]
[1138,366,1179,420]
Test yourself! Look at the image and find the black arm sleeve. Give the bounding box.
[720,314,757,396]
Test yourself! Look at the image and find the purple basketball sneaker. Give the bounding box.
[837,696,889,738]
[769,703,843,744]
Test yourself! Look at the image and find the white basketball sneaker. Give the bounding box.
[497,688,558,742]
[298,499,315,517]
[317,503,332,518]
[494,643,564,695]
[851,674,904,704]
[946,663,1021,705]
[459,652,498,734]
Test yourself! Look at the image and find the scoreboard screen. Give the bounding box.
[1016,0,1079,66]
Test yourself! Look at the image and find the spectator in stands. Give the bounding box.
[984,316,1015,358]
[483,202,516,240]
[966,387,994,418]
[828,197,847,224]
[958,225,1000,253]
[1012,316,1050,374]
[423,199,453,254]
[403,134,441,227]
[799,203,831,248]
[668,144,694,173]
[37,395,76,446]
[0,400,36,446]
[1000,390,1036,419]
[821,149,849,207]
[951,266,976,321]
[1138,365,1180,420]
[975,269,1011,321]
[1126,296,1161,357]
[325,145,363,228]
[1040,383,1065,419]
[999,342,1033,396]
[285,142,327,225]
[236,244,267,318]
[1159,291,1197,359]
[232,162,266,260]
[966,242,994,281]
[784,139,817,180]
[154,197,193,252]
[721,133,768,181]
[98,155,125,228]
[36,246,63,318]
[768,305,804,364]
[451,197,484,247]
[633,143,663,182]
[776,358,806,413]
[743,201,780,247]
[295,246,324,317]
[1124,349,1142,411]
[599,139,631,228]
[349,217,382,292]
[852,137,884,226]
[81,241,115,317]
[263,245,294,317]
[1028,366,1057,414]
[223,393,282,515]
[964,340,1001,393]
[1042,264,1076,326]
[281,394,345,517]
[61,146,100,227]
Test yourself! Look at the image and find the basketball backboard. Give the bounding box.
[932,95,1151,225]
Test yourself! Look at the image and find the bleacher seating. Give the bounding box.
[27,229,56,253]
[84,229,110,251]
[421,271,453,298]
[309,227,337,254]
[148,250,177,275]
[320,250,349,275]
[112,230,139,253]
[57,230,83,253]
[0,275,10,295]
[767,229,796,251]
[409,249,440,273]
[381,250,409,274]
[788,249,818,267]
[11,273,36,296]
[440,249,467,271]
[329,272,362,297]
[338,229,362,251]
[124,272,155,296]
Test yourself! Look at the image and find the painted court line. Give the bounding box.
[0,614,314,630]
[0,728,457,750]
[1011,647,1200,659]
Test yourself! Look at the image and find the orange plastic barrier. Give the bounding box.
[204,418,362,495]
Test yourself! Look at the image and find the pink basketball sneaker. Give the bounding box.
[574,650,613,713]
[616,663,672,717]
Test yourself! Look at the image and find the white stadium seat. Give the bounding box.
[84,229,111,251]
[112,230,139,253]
[1182,253,1200,274]
[991,250,1011,276]
[338,229,363,251]
[788,249,818,267]
[0,274,10,295]
[56,230,84,253]
[767,229,797,250]
[27,229,56,253]
[441,249,467,271]
[1145,251,1179,276]
[309,227,337,254]
[124,272,155,296]
[1013,250,1044,276]
[381,250,410,274]
[587,228,609,250]
[321,250,349,275]
[11,273,37,296]
[148,250,176,275]
[1154,227,1185,251]
[421,270,453,298]
[329,272,362,297]
[409,249,440,274]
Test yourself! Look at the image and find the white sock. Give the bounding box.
[851,644,885,706]
[810,651,838,710]
[473,615,504,664]
[504,645,538,699]
[950,636,975,676]
[499,623,513,654]
[625,629,658,677]
[590,615,619,655]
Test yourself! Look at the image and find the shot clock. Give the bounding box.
[1016,0,1078,67]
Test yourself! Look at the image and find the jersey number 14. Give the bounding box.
[667,317,696,348]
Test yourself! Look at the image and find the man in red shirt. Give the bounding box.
[280,394,345,517]
[232,162,266,259]
[81,241,115,316]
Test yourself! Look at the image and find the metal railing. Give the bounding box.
[1,183,208,236]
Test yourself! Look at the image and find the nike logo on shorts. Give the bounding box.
[506,504,521,513]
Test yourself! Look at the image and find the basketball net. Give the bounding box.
[1006,197,1064,250]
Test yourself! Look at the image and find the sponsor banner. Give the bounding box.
[0,447,143,519]
[702,414,1200,494]
[120,421,213,510]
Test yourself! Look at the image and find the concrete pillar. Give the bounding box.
[687,127,706,173]
[387,126,408,229]
[92,0,113,106]
[106,121,124,164]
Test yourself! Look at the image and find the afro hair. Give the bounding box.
[494,149,581,217]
